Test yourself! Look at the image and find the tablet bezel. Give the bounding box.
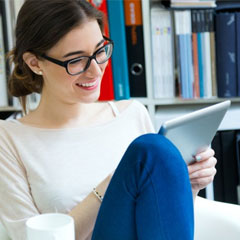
[158,100,231,164]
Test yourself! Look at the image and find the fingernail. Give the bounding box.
[195,155,202,161]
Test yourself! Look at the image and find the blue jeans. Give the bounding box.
[92,134,194,240]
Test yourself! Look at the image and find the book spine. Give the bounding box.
[220,130,238,204]
[215,12,237,97]
[196,10,204,98]
[107,0,130,100]
[212,132,225,202]
[184,10,194,99]
[88,0,114,101]
[175,11,188,98]
[151,6,175,99]
[0,14,8,107]
[235,131,240,204]
[123,0,147,97]
[191,10,200,98]
[202,10,213,98]
[235,12,240,97]
[208,9,217,97]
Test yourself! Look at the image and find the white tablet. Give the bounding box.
[158,100,231,164]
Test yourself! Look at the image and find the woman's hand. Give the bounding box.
[188,148,217,199]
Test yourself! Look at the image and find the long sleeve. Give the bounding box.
[0,140,40,240]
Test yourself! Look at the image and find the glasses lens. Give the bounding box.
[95,44,113,64]
[67,57,89,75]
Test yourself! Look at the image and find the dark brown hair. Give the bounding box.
[8,0,104,113]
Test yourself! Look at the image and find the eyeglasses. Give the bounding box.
[41,36,113,76]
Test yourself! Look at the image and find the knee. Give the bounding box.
[131,133,180,156]
[129,133,185,169]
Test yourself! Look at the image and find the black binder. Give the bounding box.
[124,0,147,97]
[220,130,238,204]
[212,132,225,202]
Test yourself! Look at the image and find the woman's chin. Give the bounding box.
[79,92,101,104]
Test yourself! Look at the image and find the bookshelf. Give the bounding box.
[1,0,240,132]
[140,0,240,131]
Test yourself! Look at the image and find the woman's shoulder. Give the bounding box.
[0,119,20,137]
[115,100,155,132]
[0,119,13,129]
[114,99,147,114]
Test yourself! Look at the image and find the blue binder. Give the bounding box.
[235,12,240,96]
[107,0,130,100]
[215,12,237,98]
[196,10,204,98]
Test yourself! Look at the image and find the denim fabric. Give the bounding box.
[92,133,194,240]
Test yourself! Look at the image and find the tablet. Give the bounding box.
[158,100,231,164]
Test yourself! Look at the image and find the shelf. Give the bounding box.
[152,97,237,106]
[133,97,240,106]
[153,100,240,132]
[0,106,19,112]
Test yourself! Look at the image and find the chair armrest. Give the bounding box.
[194,196,240,240]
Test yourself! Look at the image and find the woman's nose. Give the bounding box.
[85,58,102,77]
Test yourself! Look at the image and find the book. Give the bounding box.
[212,132,225,202]
[0,14,8,107]
[220,130,238,204]
[123,0,147,97]
[215,12,237,98]
[174,11,185,98]
[107,0,130,100]
[235,12,240,97]
[184,10,194,99]
[235,131,240,204]
[201,10,212,98]
[174,10,193,99]
[195,10,204,98]
[2,0,18,107]
[151,5,175,99]
[207,9,217,97]
[88,0,114,101]
[2,0,14,51]
[191,10,200,98]
[171,0,216,8]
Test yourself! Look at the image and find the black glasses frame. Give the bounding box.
[41,36,113,76]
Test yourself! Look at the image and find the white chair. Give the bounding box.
[195,196,240,240]
[1,197,240,240]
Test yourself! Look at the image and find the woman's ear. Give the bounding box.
[22,52,43,75]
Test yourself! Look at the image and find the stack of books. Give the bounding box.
[171,0,216,8]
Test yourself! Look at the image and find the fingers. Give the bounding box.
[194,148,215,162]
[189,167,216,192]
[189,148,217,192]
[190,176,215,192]
[190,173,215,189]
[189,166,217,179]
[188,156,217,174]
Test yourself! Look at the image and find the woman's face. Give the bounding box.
[39,20,108,104]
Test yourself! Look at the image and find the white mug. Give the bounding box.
[26,213,75,240]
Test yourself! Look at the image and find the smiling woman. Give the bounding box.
[0,0,217,240]
[22,20,109,107]
[8,0,105,114]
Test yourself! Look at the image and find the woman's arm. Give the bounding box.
[69,173,112,240]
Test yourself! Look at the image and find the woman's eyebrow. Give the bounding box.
[63,38,105,58]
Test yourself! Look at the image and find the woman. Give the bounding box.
[0,0,216,239]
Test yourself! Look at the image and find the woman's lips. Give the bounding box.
[76,78,100,90]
